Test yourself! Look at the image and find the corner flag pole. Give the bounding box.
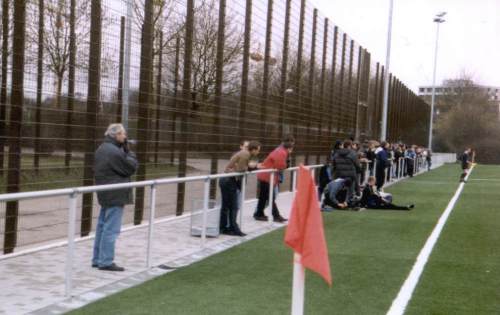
[291,253,305,315]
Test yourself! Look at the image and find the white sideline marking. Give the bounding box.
[386,166,474,315]
[469,178,500,182]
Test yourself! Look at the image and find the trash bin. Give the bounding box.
[190,199,220,238]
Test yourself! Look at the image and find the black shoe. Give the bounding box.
[98,263,125,272]
[221,229,237,236]
[233,230,247,237]
[254,215,268,221]
[273,216,288,223]
[408,204,415,209]
[92,263,98,268]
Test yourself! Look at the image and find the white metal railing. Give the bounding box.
[0,152,455,298]
[0,163,323,297]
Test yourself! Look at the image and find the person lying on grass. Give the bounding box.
[359,176,414,211]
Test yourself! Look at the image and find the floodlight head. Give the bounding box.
[433,17,446,23]
[436,11,447,18]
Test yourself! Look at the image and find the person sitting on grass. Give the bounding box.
[360,176,414,211]
[321,177,353,211]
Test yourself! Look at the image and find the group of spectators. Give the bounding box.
[90,122,432,271]
[319,139,429,212]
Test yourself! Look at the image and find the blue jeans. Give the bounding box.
[219,177,241,232]
[92,206,124,267]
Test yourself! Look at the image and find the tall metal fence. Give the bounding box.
[0,0,430,253]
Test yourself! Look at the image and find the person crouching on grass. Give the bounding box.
[219,141,261,236]
[253,135,295,223]
[92,124,138,271]
[360,176,414,210]
[321,177,353,211]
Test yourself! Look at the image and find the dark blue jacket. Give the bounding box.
[376,148,389,169]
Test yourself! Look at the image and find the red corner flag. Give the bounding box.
[285,165,332,286]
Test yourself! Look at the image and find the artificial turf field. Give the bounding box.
[71,164,500,315]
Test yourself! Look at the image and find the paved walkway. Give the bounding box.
[0,193,295,315]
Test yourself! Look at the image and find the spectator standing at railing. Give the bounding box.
[423,149,432,171]
[253,135,295,223]
[332,139,361,200]
[394,144,404,178]
[405,146,417,177]
[358,149,369,187]
[92,124,138,272]
[386,143,394,182]
[366,142,377,176]
[375,141,390,191]
[219,141,261,237]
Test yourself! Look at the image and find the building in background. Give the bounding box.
[418,84,500,119]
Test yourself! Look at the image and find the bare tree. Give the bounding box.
[188,0,244,112]
[134,0,185,58]
[29,0,91,108]
[435,75,500,159]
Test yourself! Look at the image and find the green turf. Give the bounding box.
[405,165,500,315]
[70,164,476,315]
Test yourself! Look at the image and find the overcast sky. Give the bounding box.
[311,0,500,92]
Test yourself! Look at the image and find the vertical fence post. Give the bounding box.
[268,171,275,225]
[146,183,157,268]
[65,192,78,298]
[238,0,252,140]
[403,158,407,177]
[201,177,210,247]
[239,173,247,229]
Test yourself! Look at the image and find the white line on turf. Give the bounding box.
[386,166,475,315]
[468,178,500,182]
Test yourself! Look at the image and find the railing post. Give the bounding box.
[364,162,369,185]
[310,167,317,197]
[268,170,275,225]
[65,192,77,298]
[201,177,210,247]
[146,183,157,268]
[239,173,247,229]
[399,158,403,178]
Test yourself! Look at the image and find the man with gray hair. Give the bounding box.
[92,123,138,271]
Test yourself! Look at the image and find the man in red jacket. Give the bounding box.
[254,135,295,222]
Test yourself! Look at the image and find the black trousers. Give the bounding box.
[376,166,386,191]
[406,159,414,177]
[368,196,409,210]
[219,177,241,232]
[254,180,281,218]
